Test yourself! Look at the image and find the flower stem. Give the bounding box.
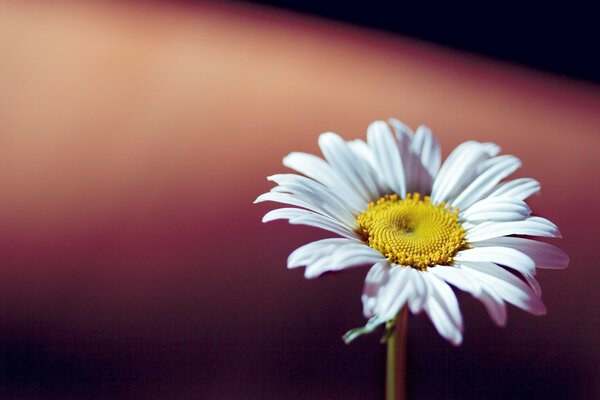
[386,307,408,400]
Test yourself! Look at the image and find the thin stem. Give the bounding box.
[386,307,408,400]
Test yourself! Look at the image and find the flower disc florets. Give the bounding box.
[357,193,467,270]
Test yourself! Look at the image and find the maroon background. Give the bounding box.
[0,1,598,399]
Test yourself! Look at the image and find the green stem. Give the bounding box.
[386,307,408,400]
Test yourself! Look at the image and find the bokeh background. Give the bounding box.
[0,1,599,399]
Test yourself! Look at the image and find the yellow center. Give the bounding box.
[357,193,467,270]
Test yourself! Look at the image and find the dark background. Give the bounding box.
[253,1,600,84]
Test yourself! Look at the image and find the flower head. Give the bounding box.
[256,119,568,345]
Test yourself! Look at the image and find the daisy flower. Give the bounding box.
[255,119,568,345]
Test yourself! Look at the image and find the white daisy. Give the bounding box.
[255,119,568,345]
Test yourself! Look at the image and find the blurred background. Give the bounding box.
[0,1,599,399]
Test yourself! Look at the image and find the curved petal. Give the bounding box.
[361,262,390,318]
[412,125,441,179]
[454,246,536,275]
[451,155,522,210]
[489,178,541,201]
[472,236,569,270]
[386,120,441,195]
[431,265,507,326]
[466,216,562,242]
[347,139,376,169]
[287,238,353,268]
[262,208,359,239]
[461,197,531,222]
[423,276,463,345]
[406,268,429,313]
[373,266,414,322]
[430,266,482,296]
[367,121,406,197]
[319,132,381,202]
[523,272,542,296]
[287,238,386,279]
[431,141,500,204]
[265,174,358,227]
[460,261,547,315]
[282,151,366,211]
[477,288,508,326]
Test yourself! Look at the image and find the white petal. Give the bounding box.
[256,191,326,219]
[266,174,357,227]
[423,276,463,345]
[461,197,531,222]
[457,243,543,293]
[460,261,547,315]
[430,266,482,296]
[283,152,366,211]
[431,141,499,204]
[428,275,463,328]
[387,119,422,195]
[367,121,406,197]
[387,118,415,140]
[262,208,359,239]
[347,139,376,169]
[412,125,441,179]
[523,272,542,296]
[346,139,390,197]
[287,238,353,268]
[472,236,568,270]
[451,155,522,210]
[282,152,338,191]
[478,288,508,326]
[319,132,381,202]
[287,239,385,279]
[489,178,541,200]
[466,216,562,242]
[362,262,390,318]
[454,246,536,275]
[375,266,413,322]
[431,265,507,326]
[406,268,429,313]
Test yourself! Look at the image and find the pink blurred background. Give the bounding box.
[0,1,599,399]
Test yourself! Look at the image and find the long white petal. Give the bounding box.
[489,178,541,200]
[430,266,482,296]
[362,262,390,318]
[478,288,508,326]
[375,266,413,322]
[266,174,357,227]
[428,275,463,328]
[262,208,359,239]
[386,119,420,195]
[431,265,506,326]
[287,239,385,279]
[460,261,547,315]
[287,238,354,268]
[431,141,499,204]
[461,197,531,222]
[466,216,562,242]
[472,236,569,270]
[256,191,328,220]
[283,152,366,211]
[523,272,542,296]
[367,121,406,197]
[454,246,536,275]
[406,268,429,313]
[347,139,376,169]
[319,132,381,202]
[451,155,522,210]
[423,276,463,345]
[412,125,441,179]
